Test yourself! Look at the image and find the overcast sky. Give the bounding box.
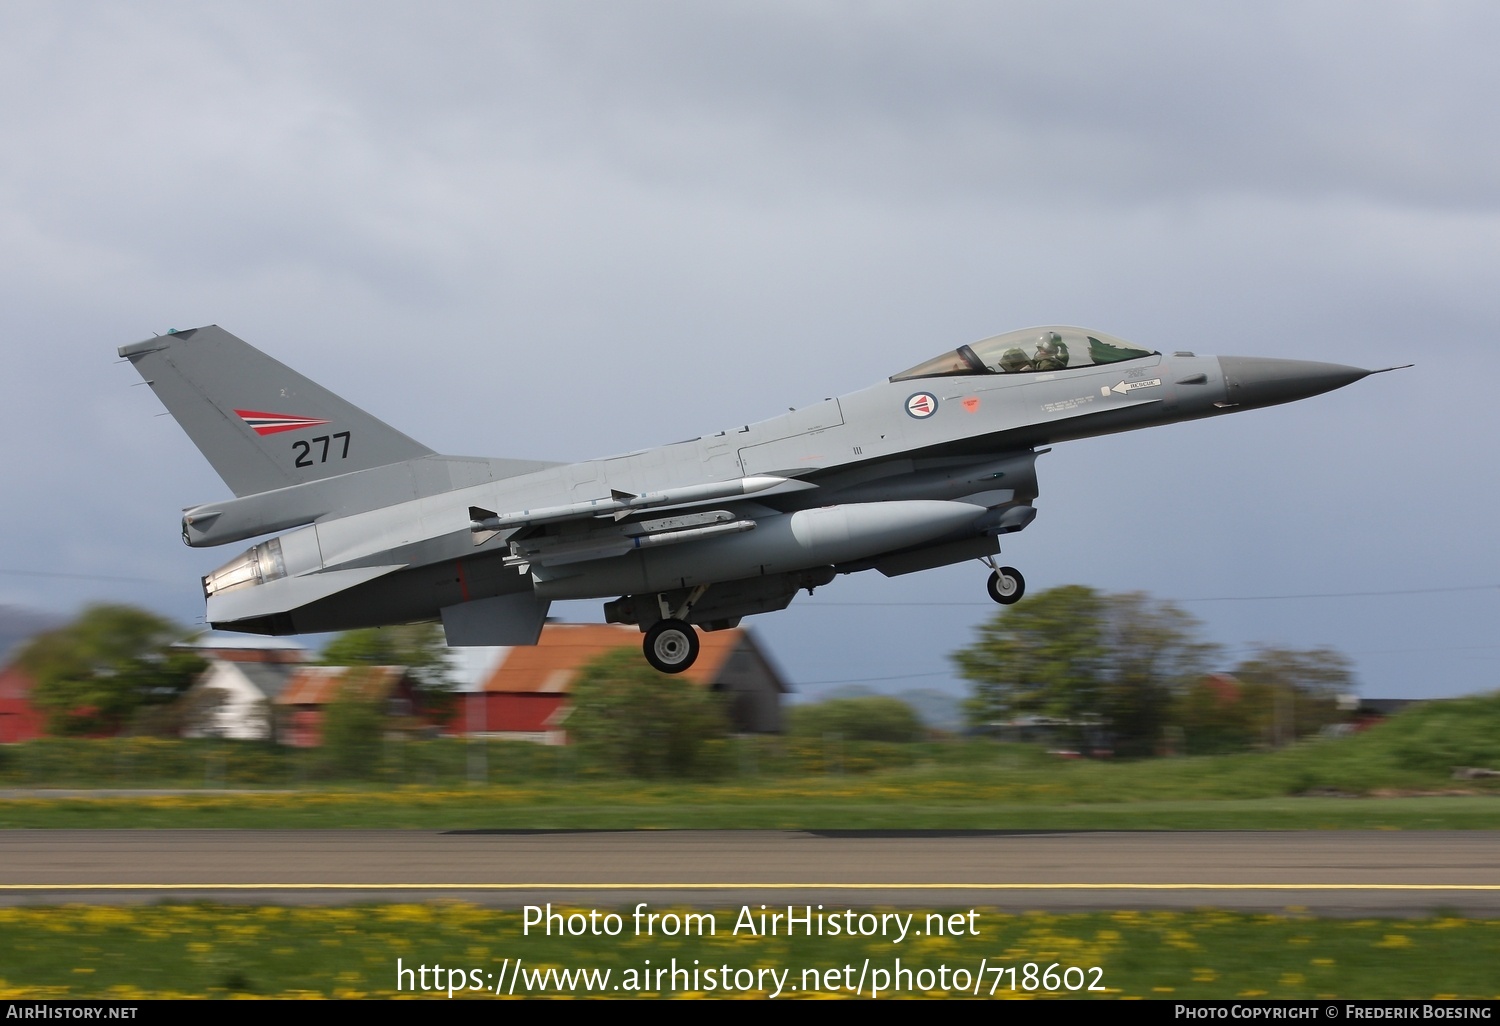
[2,2,1497,702]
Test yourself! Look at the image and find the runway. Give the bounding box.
[2,830,1497,914]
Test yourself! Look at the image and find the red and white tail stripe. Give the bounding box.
[234,409,331,436]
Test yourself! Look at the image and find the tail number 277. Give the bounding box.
[293,432,351,467]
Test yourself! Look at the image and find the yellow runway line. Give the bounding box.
[1,882,1498,892]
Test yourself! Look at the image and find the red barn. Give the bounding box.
[272,665,422,747]
[450,623,786,743]
[0,664,45,743]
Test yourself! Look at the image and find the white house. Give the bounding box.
[178,633,311,741]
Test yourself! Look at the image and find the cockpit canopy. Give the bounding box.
[890,326,1155,382]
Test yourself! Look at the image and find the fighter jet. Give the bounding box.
[119,325,1401,673]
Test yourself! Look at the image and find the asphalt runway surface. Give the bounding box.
[2,830,1498,914]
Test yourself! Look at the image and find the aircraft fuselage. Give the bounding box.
[122,324,1385,672]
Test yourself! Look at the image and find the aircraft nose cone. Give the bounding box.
[1217,356,1372,409]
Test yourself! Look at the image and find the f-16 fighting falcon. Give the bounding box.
[120,325,1402,673]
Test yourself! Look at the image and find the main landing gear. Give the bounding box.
[980,555,1025,605]
[643,619,700,674]
[640,584,708,673]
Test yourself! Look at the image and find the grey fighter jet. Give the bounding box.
[120,325,1400,673]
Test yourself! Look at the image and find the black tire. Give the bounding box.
[986,567,1025,605]
[643,619,700,674]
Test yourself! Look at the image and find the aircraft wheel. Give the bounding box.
[643,619,700,674]
[986,567,1025,605]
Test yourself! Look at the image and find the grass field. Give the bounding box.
[1,786,1497,830]
[2,691,1496,831]
[7,689,1500,792]
[3,709,1499,830]
[1,903,1495,999]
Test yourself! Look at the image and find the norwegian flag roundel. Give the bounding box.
[905,392,938,419]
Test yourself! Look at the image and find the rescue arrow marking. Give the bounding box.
[1103,378,1162,396]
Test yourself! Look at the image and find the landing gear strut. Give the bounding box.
[643,619,700,674]
[980,554,1025,605]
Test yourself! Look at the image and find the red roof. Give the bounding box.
[273,665,406,706]
[475,623,747,695]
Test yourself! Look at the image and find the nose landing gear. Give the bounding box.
[980,555,1025,605]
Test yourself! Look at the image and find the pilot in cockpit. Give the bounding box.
[1033,332,1069,371]
[998,347,1034,373]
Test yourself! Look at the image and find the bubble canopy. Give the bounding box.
[890,326,1156,382]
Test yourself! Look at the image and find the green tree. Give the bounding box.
[17,605,205,736]
[955,584,1109,738]
[321,622,455,718]
[319,671,388,779]
[953,586,1217,755]
[1174,675,1257,754]
[565,649,728,778]
[787,696,923,742]
[1230,645,1354,747]
[1097,592,1220,756]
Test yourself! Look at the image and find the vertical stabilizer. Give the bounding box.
[119,325,434,497]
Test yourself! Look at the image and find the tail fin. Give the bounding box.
[119,325,434,497]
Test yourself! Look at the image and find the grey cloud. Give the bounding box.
[0,2,1495,700]
[11,1,1500,236]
